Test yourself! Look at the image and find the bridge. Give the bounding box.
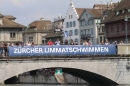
[0,45,130,85]
[0,56,130,85]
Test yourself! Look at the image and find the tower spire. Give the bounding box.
[70,0,73,5]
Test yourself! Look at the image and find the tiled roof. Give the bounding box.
[93,3,117,10]
[4,15,16,19]
[0,16,26,28]
[29,20,52,30]
[114,0,130,11]
[0,13,4,18]
[86,9,102,18]
[75,8,86,17]
[44,30,63,38]
[102,0,130,23]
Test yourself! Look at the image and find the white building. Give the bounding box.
[63,1,85,44]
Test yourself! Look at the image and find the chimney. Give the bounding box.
[110,0,113,5]
[40,17,44,21]
[0,13,4,25]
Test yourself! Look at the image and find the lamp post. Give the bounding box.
[96,21,100,44]
[124,15,129,44]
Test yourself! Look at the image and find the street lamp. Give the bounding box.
[96,21,101,44]
[124,15,129,44]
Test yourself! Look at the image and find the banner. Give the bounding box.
[8,45,116,56]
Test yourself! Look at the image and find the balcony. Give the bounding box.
[81,34,91,40]
[98,32,105,35]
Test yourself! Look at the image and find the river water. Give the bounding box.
[0,85,88,86]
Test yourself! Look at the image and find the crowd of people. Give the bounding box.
[0,41,35,56]
[0,39,125,56]
[47,39,125,46]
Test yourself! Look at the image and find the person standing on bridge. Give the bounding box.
[4,42,8,56]
[83,40,88,46]
[119,41,124,44]
[80,41,83,45]
[47,39,54,45]
[26,41,31,46]
[64,39,68,45]
[70,39,74,45]
[75,41,78,45]
[55,39,60,45]
[0,42,4,57]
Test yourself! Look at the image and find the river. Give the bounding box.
[0,85,88,86]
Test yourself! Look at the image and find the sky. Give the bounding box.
[0,0,120,26]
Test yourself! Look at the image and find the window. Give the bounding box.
[80,30,83,35]
[88,20,89,25]
[122,10,125,14]
[29,37,33,42]
[91,20,94,25]
[86,20,88,25]
[10,32,15,38]
[73,21,76,27]
[128,9,130,13]
[88,29,90,34]
[117,24,119,32]
[106,26,109,33]
[71,15,73,18]
[75,38,78,43]
[128,22,130,30]
[70,22,72,27]
[80,21,82,26]
[104,36,106,42]
[84,29,86,34]
[69,30,73,36]
[100,36,102,42]
[83,21,85,26]
[74,29,78,35]
[69,15,70,19]
[91,39,93,44]
[121,23,125,31]
[116,11,119,15]
[66,22,69,28]
[86,14,88,17]
[111,25,114,32]
[91,28,94,35]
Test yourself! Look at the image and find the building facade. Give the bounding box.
[79,9,102,44]
[63,1,84,44]
[23,18,52,45]
[45,15,64,43]
[93,1,118,43]
[103,0,130,44]
[0,13,26,44]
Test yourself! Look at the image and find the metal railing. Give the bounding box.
[81,34,91,39]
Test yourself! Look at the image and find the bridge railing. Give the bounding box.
[117,44,130,55]
[0,44,129,57]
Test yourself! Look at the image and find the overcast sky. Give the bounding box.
[0,0,120,26]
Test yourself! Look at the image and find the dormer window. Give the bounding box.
[122,10,125,14]
[128,9,130,13]
[116,11,119,16]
